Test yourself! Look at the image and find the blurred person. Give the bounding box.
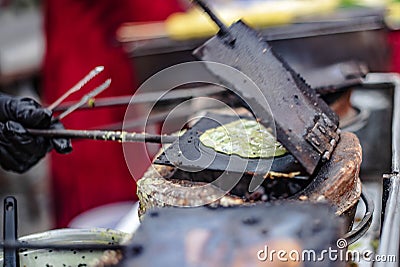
[43,0,183,227]
[389,31,400,73]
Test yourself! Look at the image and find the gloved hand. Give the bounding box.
[0,95,72,173]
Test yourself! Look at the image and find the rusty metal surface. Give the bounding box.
[121,203,345,267]
[193,21,339,174]
[292,132,362,215]
[136,165,245,221]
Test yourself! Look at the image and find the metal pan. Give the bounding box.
[0,228,128,267]
[154,112,309,197]
[155,112,306,175]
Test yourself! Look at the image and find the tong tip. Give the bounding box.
[95,66,105,73]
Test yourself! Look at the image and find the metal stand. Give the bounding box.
[342,191,374,245]
[362,73,400,267]
[3,197,19,267]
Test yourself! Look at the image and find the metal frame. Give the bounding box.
[362,73,400,266]
[342,192,374,245]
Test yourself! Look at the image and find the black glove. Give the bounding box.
[0,95,72,173]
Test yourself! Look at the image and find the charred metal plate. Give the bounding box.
[154,113,306,176]
[193,21,340,175]
[121,203,345,267]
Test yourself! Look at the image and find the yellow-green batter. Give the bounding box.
[199,119,286,158]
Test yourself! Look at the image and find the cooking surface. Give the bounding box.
[155,113,306,175]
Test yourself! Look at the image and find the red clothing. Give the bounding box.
[43,0,182,227]
[389,31,400,73]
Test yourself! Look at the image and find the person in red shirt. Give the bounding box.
[43,0,183,228]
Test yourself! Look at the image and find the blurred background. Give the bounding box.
[0,0,398,239]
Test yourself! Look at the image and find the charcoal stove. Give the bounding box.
[140,0,355,214]
[2,3,399,267]
[0,71,383,266]
[0,57,381,267]
[128,2,383,266]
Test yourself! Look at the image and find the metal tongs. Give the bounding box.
[47,66,107,117]
[27,67,177,144]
